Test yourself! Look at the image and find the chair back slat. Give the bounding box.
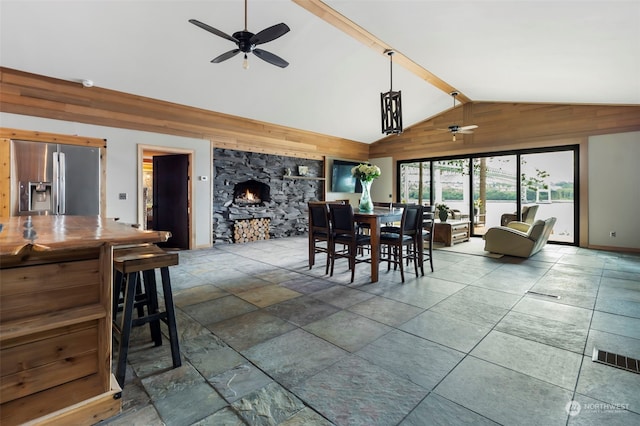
[309,202,329,230]
[329,203,356,235]
[403,205,423,235]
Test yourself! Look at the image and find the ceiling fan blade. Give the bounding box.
[458,129,475,134]
[253,48,289,68]
[458,125,478,131]
[189,19,237,42]
[250,23,290,45]
[212,49,241,63]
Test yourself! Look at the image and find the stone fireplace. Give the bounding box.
[213,149,324,243]
[233,180,271,206]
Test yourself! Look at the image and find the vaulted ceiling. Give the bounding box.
[1,1,638,144]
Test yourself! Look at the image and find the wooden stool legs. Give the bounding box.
[159,267,181,369]
[113,259,181,387]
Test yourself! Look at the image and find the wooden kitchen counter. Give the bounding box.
[0,215,169,256]
[0,215,170,425]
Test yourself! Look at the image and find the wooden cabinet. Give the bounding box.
[434,220,470,246]
[1,244,119,425]
[0,216,169,425]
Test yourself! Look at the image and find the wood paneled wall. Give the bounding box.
[370,101,640,160]
[0,67,369,161]
[2,66,638,164]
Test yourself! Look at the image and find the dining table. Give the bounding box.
[354,207,404,282]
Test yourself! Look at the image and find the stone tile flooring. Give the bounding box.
[106,237,640,425]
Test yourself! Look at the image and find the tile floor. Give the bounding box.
[105,237,640,426]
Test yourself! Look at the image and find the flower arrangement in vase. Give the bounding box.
[473,199,483,215]
[351,164,381,212]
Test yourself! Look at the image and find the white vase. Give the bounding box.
[359,180,373,212]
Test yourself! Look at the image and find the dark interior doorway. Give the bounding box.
[152,153,190,249]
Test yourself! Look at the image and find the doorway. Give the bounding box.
[138,146,193,250]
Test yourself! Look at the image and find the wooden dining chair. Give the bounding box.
[421,205,435,274]
[380,202,409,234]
[328,203,371,283]
[308,202,331,274]
[380,204,423,283]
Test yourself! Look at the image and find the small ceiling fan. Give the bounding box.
[189,0,290,69]
[439,91,478,141]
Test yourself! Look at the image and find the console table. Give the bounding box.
[434,219,470,246]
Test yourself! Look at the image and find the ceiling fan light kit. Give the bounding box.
[440,91,478,141]
[381,50,403,135]
[189,0,290,69]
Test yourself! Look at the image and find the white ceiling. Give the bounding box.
[1,1,639,144]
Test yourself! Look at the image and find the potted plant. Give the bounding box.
[436,203,449,222]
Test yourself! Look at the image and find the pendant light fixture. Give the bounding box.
[380,50,403,135]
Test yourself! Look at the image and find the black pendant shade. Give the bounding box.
[381,50,403,135]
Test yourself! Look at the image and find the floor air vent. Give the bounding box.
[592,348,640,374]
[525,291,560,299]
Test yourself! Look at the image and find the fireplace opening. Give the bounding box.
[233,180,271,205]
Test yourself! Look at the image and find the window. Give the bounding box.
[399,161,430,204]
[398,146,578,244]
[472,156,517,235]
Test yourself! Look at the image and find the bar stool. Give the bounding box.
[112,244,181,387]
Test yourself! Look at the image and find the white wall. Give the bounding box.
[1,113,213,248]
[588,131,640,249]
[325,157,394,206]
[369,157,393,203]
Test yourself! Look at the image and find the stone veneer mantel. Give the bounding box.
[213,149,323,243]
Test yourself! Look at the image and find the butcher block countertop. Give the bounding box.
[0,215,170,256]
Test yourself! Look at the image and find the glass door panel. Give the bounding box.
[399,161,430,205]
[472,156,517,236]
[521,151,575,243]
[434,159,470,219]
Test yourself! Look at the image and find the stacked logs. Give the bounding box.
[233,218,271,243]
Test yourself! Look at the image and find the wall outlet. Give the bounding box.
[119,193,127,200]
[610,231,616,238]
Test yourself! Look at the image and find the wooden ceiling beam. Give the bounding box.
[292,0,471,103]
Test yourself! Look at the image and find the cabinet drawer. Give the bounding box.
[451,223,469,232]
[0,259,100,323]
[452,232,469,242]
[1,324,99,403]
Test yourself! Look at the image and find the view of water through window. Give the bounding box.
[399,147,576,244]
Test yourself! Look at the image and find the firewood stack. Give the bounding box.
[233,218,271,243]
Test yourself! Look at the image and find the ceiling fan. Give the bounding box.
[189,0,290,69]
[439,91,478,141]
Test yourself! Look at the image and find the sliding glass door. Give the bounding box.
[434,159,470,217]
[399,161,430,205]
[472,156,517,236]
[520,150,575,242]
[398,146,578,244]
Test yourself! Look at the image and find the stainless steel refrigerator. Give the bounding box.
[12,140,101,216]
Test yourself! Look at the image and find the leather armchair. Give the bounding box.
[483,217,556,258]
[500,205,539,226]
